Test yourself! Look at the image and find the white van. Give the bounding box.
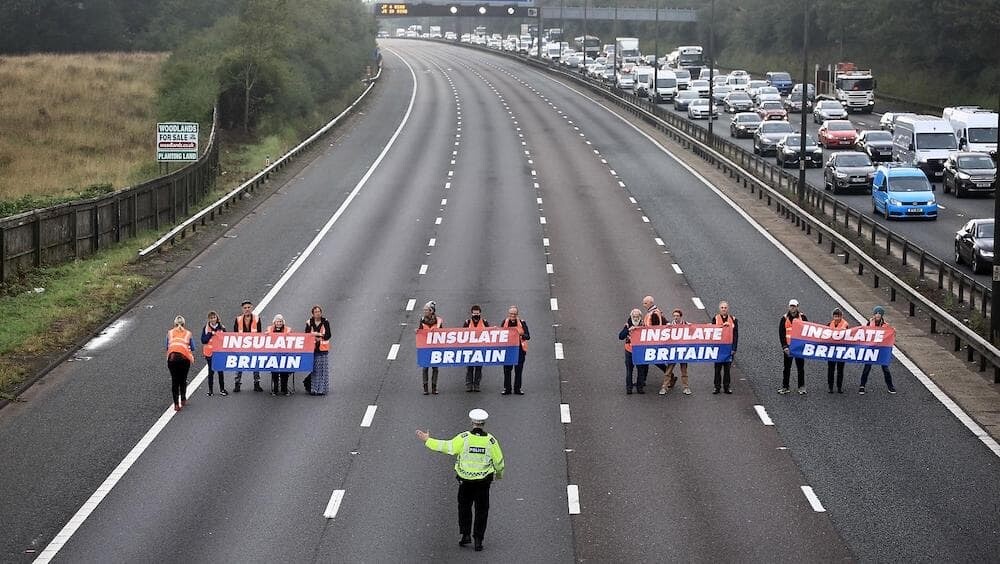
[653,69,678,102]
[942,106,998,154]
[892,115,959,181]
[634,67,655,97]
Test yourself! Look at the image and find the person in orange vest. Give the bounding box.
[304,305,331,396]
[618,308,645,394]
[233,300,264,393]
[418,301,444,395]
[165,315,196,412]
[201,311,227,396]
[827,308,849,394]
[661,308,693,396]
[712,301,738,394]
[859,306,897,395]
[778,299,808,395]
[267,314,292,396]
[499,305,530,395]
[642,295,669,390]
[463,305,490,392]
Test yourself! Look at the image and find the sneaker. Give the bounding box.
[723,388,732,394]
[501,391,511,395]
[887,388,897,394]
[513,390,523,395]
[797,387,807,395]
[859,387,866,395]
[625,388,633,395]
[254,383,264,392]
[837,389,843,394]
[206,391,213,396]
[683,387,692,395]
[712,388,720,395]
[459,534,472,547]
[658,387,667,395]
[220,390,228,396]
[233,383,241,393]
[636,388,645,395]
[181,399,187,406]
[778,387,791,394]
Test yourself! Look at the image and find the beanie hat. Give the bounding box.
[872,306,885,315]
[424,301,436,313]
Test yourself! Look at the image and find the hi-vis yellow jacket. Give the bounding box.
[426,430,505,481]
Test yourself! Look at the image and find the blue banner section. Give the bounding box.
[417,346,520,367]
[211,352,314,372]
[789,341,892,365]
[632,344,733,365]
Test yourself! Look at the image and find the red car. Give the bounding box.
[817,120,858,149]
[756,101,787,121]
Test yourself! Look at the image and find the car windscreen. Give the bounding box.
[770,73,791,81]
[959,155,997,169]
[677,91,699,100]
[689,99,709,106]
[783,135,818,146]
[728,93,751,100]
[674,70,690,79]
[864,131,892,142]
[976,223,995,239]
[888,176,931,192]
[839,77,874,91]
[837,154,872,167]
[656,78,677,88]
[737,115,761,123]
[915,133,958,150]
[968,128,999,143]
[761,102,782,110]
[828,122,854,131]
[760,123,793,134]
[818,101,841,110]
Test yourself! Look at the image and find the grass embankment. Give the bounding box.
[0,52,168,215]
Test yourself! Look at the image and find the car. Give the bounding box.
[601,66,616,83]
[776,133,824,168]
[791,82,816,100]
[757,100,787,121]
[712,75,729,87]
[752,86,780,105]
[942,152,997,198]
[813,100,848,123]
[955,218,995,274]
[824,151,875,194]
[784,90,811,113]
[753,120,795,155]
[711,84,733,106]
[444,31,457,41]
[817,119,858,149]
[674,90,700,111]
[615,70,635,89]
[747,80,769,98]
[871,164,937,220]
[728,69,750,78]
[687,98,719,119]
[756,92,782,106]
[730,112,762,138]
[633,67,654,96]
[689,79,710,98]
[855,130,894,162]
[723,91,754,113]
[376,30,390,38]
[726,75,750,92]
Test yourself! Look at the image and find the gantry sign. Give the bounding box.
[375,3,539,17]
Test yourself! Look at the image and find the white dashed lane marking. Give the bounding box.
[754,405,774,426]
[801,486,826,512]
[560,404,571,423]
[671,263,682,273]
[387,344,400,360]
[428,238,436,247]
[550,298,559,311]
[554,342,564,359]
[692,297,705,310]
[405,298,416,311]
[323,490,346,518]
[567,485,581,514]
[419,264,428,275]
[360,405,377,428]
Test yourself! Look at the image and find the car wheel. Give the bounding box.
[972,253,982,274]
[957,186,967,198]
[753,143,759,155]
[955,244,963,265]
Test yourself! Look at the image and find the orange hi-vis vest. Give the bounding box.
[624,321,639,352]
[829,318,849,330]
[467,318,487,329]
[501,318,528,352]
[308,319,330,352]
[235,313,260,333]
[167,327,194,363]
[644,306,663,327]
[203,323,220,357]
[420,316,443,330]
[714,314,736,327]
[267,323,287,333]
[784,316,795,342]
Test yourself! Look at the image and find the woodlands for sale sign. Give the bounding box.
[156,122,199,162]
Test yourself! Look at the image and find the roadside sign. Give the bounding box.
[156,122,199,162]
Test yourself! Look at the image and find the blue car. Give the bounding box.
[871,165,937,220]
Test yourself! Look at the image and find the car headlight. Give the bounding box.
[928,196,936,205]
[982,250,994,258]
[783,147,796,154]
[812,148,823,154]
[835,172,848,178]
[888,198,903,206]
[957,171,971,180]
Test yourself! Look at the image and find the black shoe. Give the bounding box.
[501,391,511,395]
[220,389,228,396]
[636,387,645,394]
[474,540,483,551]
[207,391,213,396]
[837,388,843,394]
[253,383,264,393]
[459,534,472,546]
[234,383,241,393]
[466,386,474,393]
[514,390,524,395]
[712,388,720,394]
[723,388,732,394]
[626,388,633,395]
[828,388,834,394]
[473,385,481,392]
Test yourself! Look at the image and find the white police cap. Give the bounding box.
[469,409,489,423]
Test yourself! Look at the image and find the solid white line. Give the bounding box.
[540,216,547,224]
[567,485,581,514]
[35,51,423,564]
[324,489,346,518]
[387,344,400,360]
[428,238,436,247]
[671,263,682,273]
[801,486,826,512]
[550,298,559,311]
[560,404,571,423]
[360,405,378,428]
[554,342,564,359]
[753,405,774,426]
[692,297,705,310]
[546,263,554,274]
[406,298,416,311]
[419,264,428,275]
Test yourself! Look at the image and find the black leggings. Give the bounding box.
[206,357,225,392]
[168,355,191,405]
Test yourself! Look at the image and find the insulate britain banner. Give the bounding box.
[416,327,521,367]
[787,320,894,365]
[209,333,315,372]
[630,324,734,365]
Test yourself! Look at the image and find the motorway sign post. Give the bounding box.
[156,122,199,163]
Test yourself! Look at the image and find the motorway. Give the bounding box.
[1,40,999,563]
[652,91,992,283]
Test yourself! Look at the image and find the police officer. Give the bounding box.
[416,409,505,552]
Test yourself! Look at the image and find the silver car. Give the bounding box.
[813,100,848,124]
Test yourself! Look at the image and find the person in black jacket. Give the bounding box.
[618,308,645,394]
[201,311,227,396]
[463,305,490,392]
[778,299,808,394]
[499,306,529,395]
[712,301,738,394]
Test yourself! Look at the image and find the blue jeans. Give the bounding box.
[860,363,894,389]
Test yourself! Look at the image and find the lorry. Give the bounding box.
[942,106,998,155]
[673,45,704,78]
[574,35,601,60]
[820,62,876,113]
[615,37,641,66]
[429,25,441,39]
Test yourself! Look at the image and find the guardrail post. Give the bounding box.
[901,241,908,265]
[890,287,896,302]
[909,301,915,317]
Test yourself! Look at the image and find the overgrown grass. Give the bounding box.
[0,53,168,206]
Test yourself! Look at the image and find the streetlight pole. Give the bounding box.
[654,0,660,104]
[613,0,618,76]
[707,0,714,138]
[992,90,1000,345]
[560,0,564,61]
[798,0,809,203]
[583,0,588,61]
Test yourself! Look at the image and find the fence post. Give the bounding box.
[91,205,100,252]
[33,214,41,267]
[0,224,5,282]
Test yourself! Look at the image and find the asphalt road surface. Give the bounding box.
[1,40,999,563]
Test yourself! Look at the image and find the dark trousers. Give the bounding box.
[167,355,190,406]
[458,475,493,540]
[234,371,260,384]
[206,357,225,393]
[624,352,647,390]
[271,372,290,394]
[860,363,894,388]
[827,361,845,391]
[782,355,805,388]
[466,366,483,386]
[503,350,526,393]
[714,361,732,390]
